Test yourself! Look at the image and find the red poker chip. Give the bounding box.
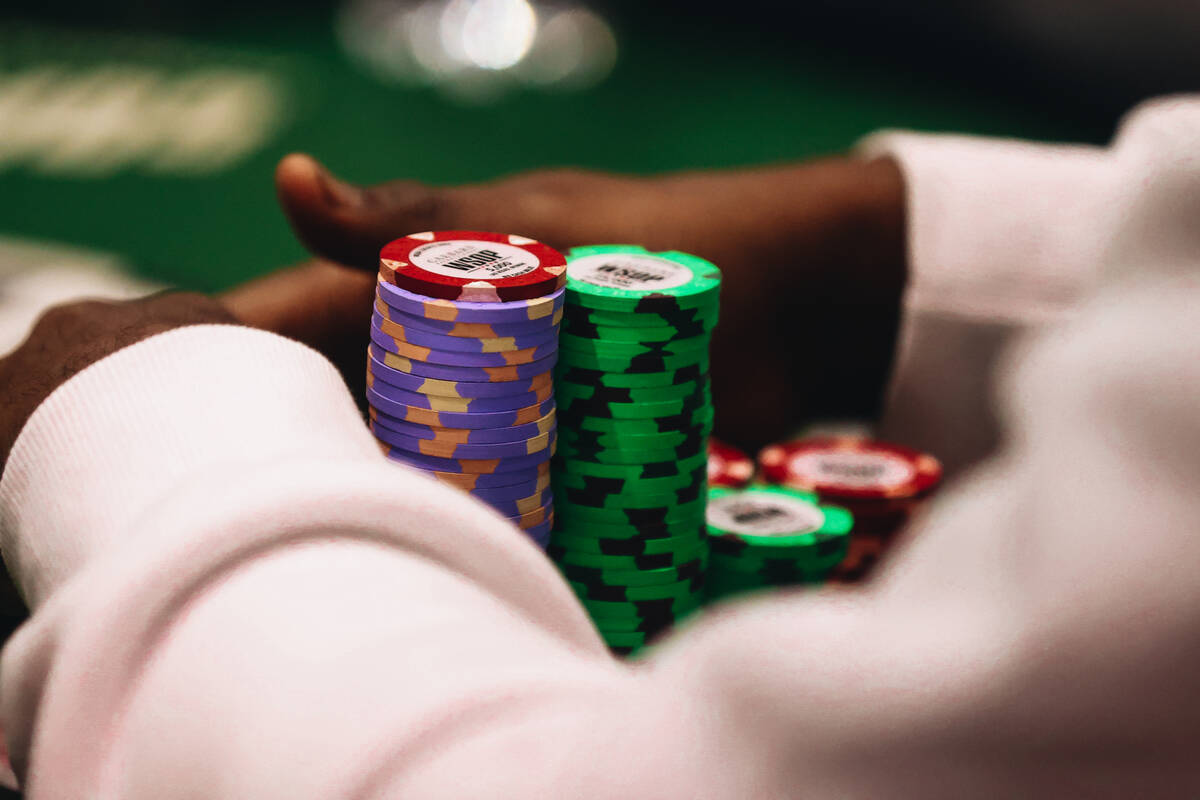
[707,437,754,488]
[757,436,942,501]
[379,231,567,302]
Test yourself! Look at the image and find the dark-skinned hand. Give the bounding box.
[224,153,908,450]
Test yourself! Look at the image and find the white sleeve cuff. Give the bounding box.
[859,131,1117,324]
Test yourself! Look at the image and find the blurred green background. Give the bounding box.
[0,4,1112,292]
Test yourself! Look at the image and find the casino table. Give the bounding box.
[0,7,1107,292]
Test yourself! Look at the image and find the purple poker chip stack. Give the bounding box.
[368,232,568,549]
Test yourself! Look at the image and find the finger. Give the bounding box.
[276,154,466,270]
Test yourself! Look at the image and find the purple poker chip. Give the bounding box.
[370,408,556,444]
[378,441,557,474]
[522,518,552,547]
[375,295,562,339]
[368,341,557,382]
[371,317,558,367]
[368,362,552,413]
[370,420,555,459]
[424,463,552,489]
[480,487,554,518]
[367,347,554,399]
[372,307,559,353]
[368,386,555,429]
[376,279,565,324]
[466,473,551,502]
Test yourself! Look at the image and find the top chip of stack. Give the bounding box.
[549,245,721,655]
[379,230,567,302]
[708,438,754,488]
[369,231,567,548]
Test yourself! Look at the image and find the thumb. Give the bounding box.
[275,153,465,270]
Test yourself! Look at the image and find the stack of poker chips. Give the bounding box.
[707,438,755,488]
[548,245,721,655]
[704,485,852,601]
[756,436,943,581]
[367,231,567,548]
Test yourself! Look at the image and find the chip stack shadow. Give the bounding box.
[368,231,567,548]
[549,245,722,655]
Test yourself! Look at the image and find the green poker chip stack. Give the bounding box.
[550,245,721,656]
[704,485,853,601]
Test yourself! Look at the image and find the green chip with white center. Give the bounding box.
[566,245,721,312]
[706,486,853,551]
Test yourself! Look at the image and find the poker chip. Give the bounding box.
[707,438,754,488]
[467,471,551,502]
[757,436,944,582]
[427,462,550,490]
[368,233,566,546]
[373,307,559,353]
[375,296,562,339]
[379,231,567,302]
[564,245,720,313]
[556,363,706,389]
[370,408,556,444]
[544,247,720,652]
[371,421,555,459]
[367,349,553,399]
[371,318,557,366]
[377,278,565,324]
[704,486,852,602]
[368,367,552,412]
[370,342,557,382]
[368,386,554,429]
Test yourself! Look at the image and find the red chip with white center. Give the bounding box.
[380,231,567,302]
[757,436,942,501]
[707,438,754,488]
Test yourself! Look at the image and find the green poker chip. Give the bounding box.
[580,593,702,620]
[555,363,707,389]
[555,377,709,403]
[552,517,704,541]
[560,332,709,359]
[556,497,706,525]
[559,349,710,374]
[558,481,704,510]
[557,390,711,420]
[565,409,714,435]
[549,542,706,570]
[558,426,706,451]
[562,304,718,331]
[598,629,658,649]
[551,525,704,549]
[560,557,705,588]
[561,319,716,343]
[706,486,852,550]
[556,438,706,465]
[554,463,706,494]
[569,575,703,602]
[554,450,708,480]
[565,245,721,313]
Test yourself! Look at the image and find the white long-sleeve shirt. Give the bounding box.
[2,96,1199,798]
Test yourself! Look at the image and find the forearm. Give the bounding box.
[0,326,602,795]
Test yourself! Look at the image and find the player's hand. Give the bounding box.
[236,153,909,447]
[0,292,235,473]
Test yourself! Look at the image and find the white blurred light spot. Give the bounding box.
[441,0,537,71]
[516,6,617,90]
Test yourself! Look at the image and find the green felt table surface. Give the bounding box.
[0,11,1104,292]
